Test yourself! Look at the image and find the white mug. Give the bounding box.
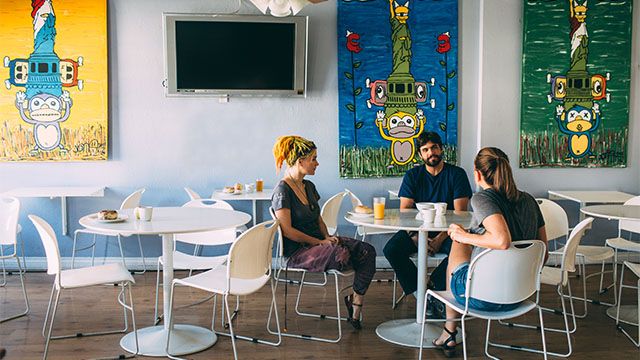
[135,206,153,221]
[245,184,255,193]
[434,202,447,216]
[420,208,436,223]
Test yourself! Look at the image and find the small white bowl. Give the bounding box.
[416,202,435,211]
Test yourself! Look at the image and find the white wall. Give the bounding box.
[0,0,637,260]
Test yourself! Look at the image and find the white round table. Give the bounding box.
[79,207,251,357]
[580,204,640,326]
[345,209,474,348]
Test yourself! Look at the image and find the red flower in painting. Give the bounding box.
[436,32,451,54]
[346,30,362,53]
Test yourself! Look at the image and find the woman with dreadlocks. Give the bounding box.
[271,135,376,330]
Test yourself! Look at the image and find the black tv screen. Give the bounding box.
[164,14,307,97]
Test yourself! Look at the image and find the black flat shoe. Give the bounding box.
[344,294,363,330]
[432,327,458,358]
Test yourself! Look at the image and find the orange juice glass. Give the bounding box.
[373,197,386,219]
[256,179,264,192]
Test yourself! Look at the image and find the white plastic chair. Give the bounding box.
[72,189,147,273]
[606,196,640,306]
[153,199,241,325]
[419,240,548,360]
[320,190,349,236]
[29,215,139,360]
[540,198,614,314]
[267,207,354,343]
[501,217,593,358]
[347,189,396,241]
[1,223,26,275]
[184,187,202,201]
[615,261,640,347]
[0,197,29,323]
[166,220,281,360]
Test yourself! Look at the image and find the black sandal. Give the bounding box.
[344,294,363,330]
[432,327,457,358]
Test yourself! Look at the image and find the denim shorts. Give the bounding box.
[450,262,519,312]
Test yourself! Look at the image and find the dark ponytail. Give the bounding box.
[474,147,520,201]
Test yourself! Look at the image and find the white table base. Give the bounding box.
[120,324,216,357]
[606,305,638,326]
[376,319,449,348]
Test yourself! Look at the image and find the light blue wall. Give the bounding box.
[0,0,638,262]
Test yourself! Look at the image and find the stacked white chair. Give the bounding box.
[419,240,548,360]
[615,261,640,347]
[30,215,138,360]
[153,199,241,325]
[72,188,147,273]
[606,196,640,301]
[540,198,614,314]
[268,207,354,343]
[0,197,29,323]
[166,220,280,360]
[501,217,593,358]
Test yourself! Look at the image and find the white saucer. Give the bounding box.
[90,214,128,223]
[347,211,374,219]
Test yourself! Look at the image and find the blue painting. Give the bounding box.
[338,0,458,178]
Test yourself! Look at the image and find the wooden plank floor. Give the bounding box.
[1,267,638,359]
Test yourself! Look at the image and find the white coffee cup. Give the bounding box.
[434,214,446,227]
[420,208,436,223]
[245,184,255,193]
[434,202,447,216]
[135,206,153,221]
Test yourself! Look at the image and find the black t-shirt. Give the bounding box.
[271,180,323,256]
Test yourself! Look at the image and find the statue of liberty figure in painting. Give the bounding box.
[367,0,435,167]
[546,0,610,160]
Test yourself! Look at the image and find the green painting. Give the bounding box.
[520,0,633,168]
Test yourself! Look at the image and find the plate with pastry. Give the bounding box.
[347,205,374,218]
[91,210,128,223]
[222,186,236,194]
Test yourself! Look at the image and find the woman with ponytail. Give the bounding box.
[432,147,548,357]
[271,135,376,330]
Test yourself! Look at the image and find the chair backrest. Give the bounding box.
[184,187,202,201]
[268,207,286,258]
[226,220,279,292]
[558,217,594,284]
[175,199,237,246]
[620,196,640,234]
[120,188,145,209]
[537,198,569,242]
[320,191,348,235]
[346,189,363,208]
[28,215,61,276]
[466,240,546,305]
[0,197,19,246]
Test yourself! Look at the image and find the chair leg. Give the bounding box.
[0,254,29,323]
[133,234,146,275]
[166,282,178,358]
[225,294,239,360]
[616,266,640,347]
[42,288,61,360]
[42,284,56,337]
[18,232,26,274]
[117,235,127,270]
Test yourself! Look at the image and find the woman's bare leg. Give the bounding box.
[434,240,473,346]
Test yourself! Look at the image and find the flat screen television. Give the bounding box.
[164,14,308,97]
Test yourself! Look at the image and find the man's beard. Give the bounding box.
[425,155,442,167]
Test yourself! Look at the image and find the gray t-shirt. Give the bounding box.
[271,180,323,256]
[469,188,545,259]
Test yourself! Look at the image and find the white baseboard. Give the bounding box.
[2,253,639,272]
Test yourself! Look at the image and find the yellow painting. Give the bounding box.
[0,0,107,161]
